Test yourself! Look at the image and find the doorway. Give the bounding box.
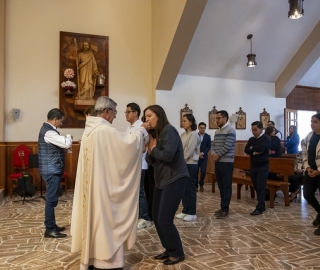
[297,110,317,147]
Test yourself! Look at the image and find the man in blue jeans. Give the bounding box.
[126,102,152,230]
[38,108,72,238]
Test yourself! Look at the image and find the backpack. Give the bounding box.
[16,173,37,197]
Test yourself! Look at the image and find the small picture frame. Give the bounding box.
[180,104,193,128]
[208,106,218,129]
[236,107,246,129]
[260,108,270,129]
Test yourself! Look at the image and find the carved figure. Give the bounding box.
[76,42,99,100]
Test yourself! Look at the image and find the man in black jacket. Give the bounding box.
[244,121,271,215]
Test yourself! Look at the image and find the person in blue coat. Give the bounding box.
[285,125,300,154]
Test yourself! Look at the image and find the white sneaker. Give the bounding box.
[137,219,152,230]
[175,213,187,219]
[183,215,197,221]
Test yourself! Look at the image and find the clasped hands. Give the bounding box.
[249,146,261,155]
[306,167,320,177]
[212,153,219,161]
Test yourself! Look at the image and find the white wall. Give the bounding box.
[5,0,152,141]
[156,75,286,140]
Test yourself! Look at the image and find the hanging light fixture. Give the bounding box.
[288,0,304,19]
[247,34,257,67]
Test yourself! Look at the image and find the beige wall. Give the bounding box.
[0,0,5,141]
[151,0,186,95]
[157,75,286,140]
[5,0,152,141]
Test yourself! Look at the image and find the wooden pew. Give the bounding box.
[208,156,295,208]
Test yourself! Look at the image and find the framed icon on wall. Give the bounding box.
[260,108,270,129]
[180,104,193,128]
[208,106,218,129]
[236,107,246,129]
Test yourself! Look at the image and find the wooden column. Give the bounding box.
[0,0,5,189]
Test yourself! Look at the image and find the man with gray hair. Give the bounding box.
[71,96,149,270]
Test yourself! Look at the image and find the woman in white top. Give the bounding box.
[176,114,200,222]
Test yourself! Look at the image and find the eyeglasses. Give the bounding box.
[124,110,134,114]
[105,107,117,114]
[215,117,225,120]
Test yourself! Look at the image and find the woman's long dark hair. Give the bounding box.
[183,114,197,131]
[289,125,297,136]
[143,105,170,140]
[265,126,274,137]
[312,113,320,121]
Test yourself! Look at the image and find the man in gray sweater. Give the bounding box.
[212,110,236,219]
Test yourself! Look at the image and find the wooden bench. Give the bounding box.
[208,156,295,208]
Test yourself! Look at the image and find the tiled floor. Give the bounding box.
[0,184,320,270]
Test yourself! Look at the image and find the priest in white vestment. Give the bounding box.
[71,96,149,270]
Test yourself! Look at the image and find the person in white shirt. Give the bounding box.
[125,102,152,230]
[38,108,72,238]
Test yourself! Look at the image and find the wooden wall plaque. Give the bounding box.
[59,31,109,128]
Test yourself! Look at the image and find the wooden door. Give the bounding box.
[284,108,298,139]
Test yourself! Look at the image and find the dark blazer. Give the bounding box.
[199,133,212,159]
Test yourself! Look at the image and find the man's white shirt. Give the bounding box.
[44,122,72,149]
[126,119,148,170]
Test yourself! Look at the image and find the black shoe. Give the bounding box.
[44,229,67,238]
[56,226,65,232]
[163,256,185,265]
[314,227,320,235]
[154,253,169,260]
[214,209,222,216]
[216,211,229,219]
[200,186,204,192]
[250,210,263,215]
[312,215,320,226]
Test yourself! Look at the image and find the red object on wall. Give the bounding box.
[9,144,32,197]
